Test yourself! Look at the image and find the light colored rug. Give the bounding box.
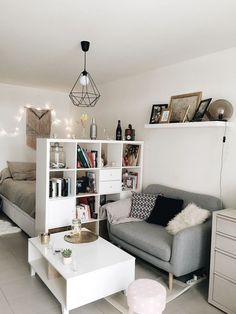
[0,220,21,235]
[106,259,194,313]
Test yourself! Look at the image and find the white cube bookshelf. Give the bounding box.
[36,139,143,235]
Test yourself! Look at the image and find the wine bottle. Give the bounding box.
[116,120,122,140]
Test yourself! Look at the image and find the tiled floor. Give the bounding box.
[0,215,222,314]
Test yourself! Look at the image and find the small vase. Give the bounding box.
[63,256,72,265]
[81,126,87,139]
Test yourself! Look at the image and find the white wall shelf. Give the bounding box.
[145,121,233,129]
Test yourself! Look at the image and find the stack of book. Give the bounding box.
[77,145,98,168]
[49,178,71,198]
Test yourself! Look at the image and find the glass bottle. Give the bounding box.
[125,124,132,141]
[116,120,122,141]
[90,118,97,140]
[50,143,66,169]
[71,218,81,235]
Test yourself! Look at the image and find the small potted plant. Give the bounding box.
[62,248,72,265]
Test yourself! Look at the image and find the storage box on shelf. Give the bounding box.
[36,139,143,236]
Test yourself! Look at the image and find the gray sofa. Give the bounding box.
[107,184,222,289]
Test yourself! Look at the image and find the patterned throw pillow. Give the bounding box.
[130,192,157,220]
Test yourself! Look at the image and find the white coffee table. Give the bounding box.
[28,231,135,314]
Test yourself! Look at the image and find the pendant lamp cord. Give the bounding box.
[84,52,87,71]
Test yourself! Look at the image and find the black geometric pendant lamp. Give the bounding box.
[69,41,100,107]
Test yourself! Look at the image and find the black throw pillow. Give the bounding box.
[146,195,183,227]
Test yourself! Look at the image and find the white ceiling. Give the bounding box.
[1,0,236,91]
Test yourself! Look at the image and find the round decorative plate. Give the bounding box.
[64,230,98,244]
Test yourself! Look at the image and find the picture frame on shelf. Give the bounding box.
[191,98,212,121]
[149,104,168,124]
[159,109,171,123]
[123,145,140,166]
[123,175,137,191]
[169,92,202,123]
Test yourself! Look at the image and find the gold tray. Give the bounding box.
[64,230,98,244]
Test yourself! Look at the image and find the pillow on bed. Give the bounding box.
[7,162,36,181]
[0,168,12,184]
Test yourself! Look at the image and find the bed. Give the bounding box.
[0,163,36,237]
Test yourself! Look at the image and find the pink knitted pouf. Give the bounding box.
[127,279,166,314]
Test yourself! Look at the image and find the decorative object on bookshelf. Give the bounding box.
[149,104,168,124]
[123,145,140,166]
[207,99,233,121]
[159,108,171,123]
[69,41,100,107]
[169,92,202,123]
[116,120,122,140]
[90,118,97,140]
[79,114,89,139]
[122,170,138,191]
[124,124,135,141]
[192,98,212,121]
[125,124,132,140]
[50,142,66,169]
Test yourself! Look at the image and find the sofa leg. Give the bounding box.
[168,273,173,291]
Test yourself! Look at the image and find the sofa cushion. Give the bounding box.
[166,203,211,235]
[110,221,173,262]
[147,195,183,227]
[130,192,157,220]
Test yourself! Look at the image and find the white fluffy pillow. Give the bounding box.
[166,203,211,235]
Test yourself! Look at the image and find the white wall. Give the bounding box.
[93,47,236,208]
[0,83,77,170]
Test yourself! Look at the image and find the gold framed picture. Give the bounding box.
[159,109,171,123]
[169,92,202,123]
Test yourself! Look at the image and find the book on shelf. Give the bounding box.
[49,177,71,198]
[123,144,140,167]
[76,204,91,222]
[77,145,98,168]
[79,196,96,218]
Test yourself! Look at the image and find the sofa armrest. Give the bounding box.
[170,219,212,276]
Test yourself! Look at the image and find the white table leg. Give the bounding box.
[30,266,35,277]
[61,305,69,314]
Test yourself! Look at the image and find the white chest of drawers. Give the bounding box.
[208,209,236,314]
